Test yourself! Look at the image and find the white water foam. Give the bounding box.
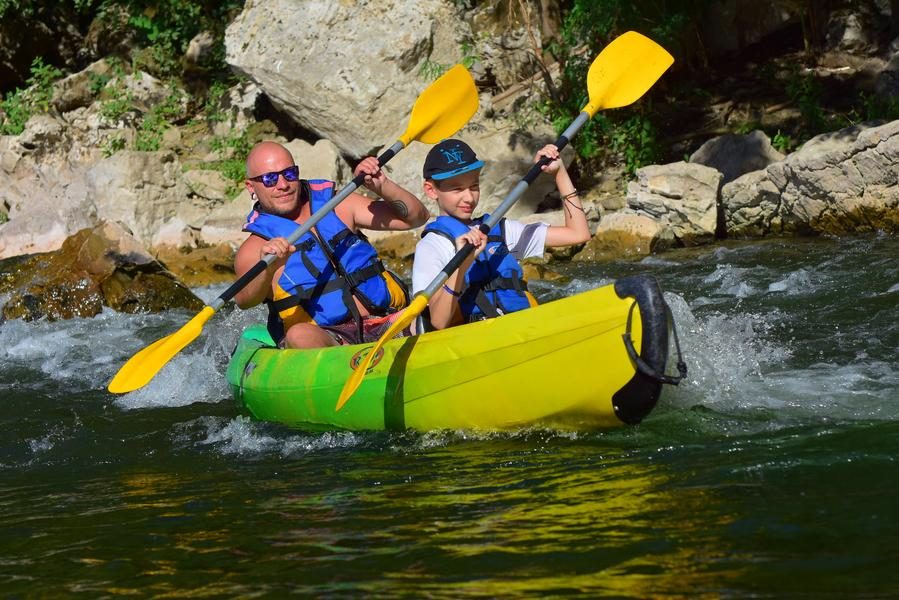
[662,292,791,409]
[184,415,365,456]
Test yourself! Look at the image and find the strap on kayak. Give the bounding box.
[622,297,688,386]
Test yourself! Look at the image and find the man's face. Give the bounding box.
[245,148,300,217]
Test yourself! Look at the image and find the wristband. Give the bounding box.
[442,284,462,298]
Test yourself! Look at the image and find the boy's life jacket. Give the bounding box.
[422,214,536,321]
[243,179,409,342]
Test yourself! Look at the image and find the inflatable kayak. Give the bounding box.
[226,274,685,432]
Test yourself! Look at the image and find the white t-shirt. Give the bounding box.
[411,219,549,294]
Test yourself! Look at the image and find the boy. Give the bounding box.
[412,139,591,330]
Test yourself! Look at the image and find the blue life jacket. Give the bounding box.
[243,179,408,340]
[422,214,532,320]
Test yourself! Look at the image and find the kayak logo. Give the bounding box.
[349,346,385,372]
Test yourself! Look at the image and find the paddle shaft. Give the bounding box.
[211,140,405,311]
[420,112,590,298]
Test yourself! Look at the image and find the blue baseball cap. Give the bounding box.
[422,139,484,180]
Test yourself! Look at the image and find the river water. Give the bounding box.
[2,235,897,597]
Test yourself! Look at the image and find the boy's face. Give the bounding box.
[423,169,481,222]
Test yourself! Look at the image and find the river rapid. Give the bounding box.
[2,235,897,597]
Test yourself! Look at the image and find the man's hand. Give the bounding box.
[261,237,295,260]
[354,157,387,195]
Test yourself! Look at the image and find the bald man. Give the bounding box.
[234,141,429,349]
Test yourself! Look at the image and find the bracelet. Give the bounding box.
[562,190,579,200]
[442,284,462,298]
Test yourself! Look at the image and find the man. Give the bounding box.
[234,141,429,348]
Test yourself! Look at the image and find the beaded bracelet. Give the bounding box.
[442,284,462,297]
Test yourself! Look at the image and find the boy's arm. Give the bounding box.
[538,147,591,248]
[413,233,484,330]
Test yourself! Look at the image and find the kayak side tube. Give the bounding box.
[612,275,676,425]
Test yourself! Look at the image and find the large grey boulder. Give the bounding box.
[627,162,722,245]
[225,0,465,158]
[689,130,784,185]
[722,120,899,236]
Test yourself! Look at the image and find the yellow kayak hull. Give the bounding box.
[226,275,675,431]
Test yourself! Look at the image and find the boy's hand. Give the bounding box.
[535,144,563,175]
[455,228,488,259]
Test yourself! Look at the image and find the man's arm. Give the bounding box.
[233,235,290,308]
[348,157,429,230]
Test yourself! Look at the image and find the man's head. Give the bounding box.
[422,139,483,222]
[245,141,301,217]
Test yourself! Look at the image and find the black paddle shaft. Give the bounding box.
[434,129,576,284]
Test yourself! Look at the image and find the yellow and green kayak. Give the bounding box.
[226,275,683,432]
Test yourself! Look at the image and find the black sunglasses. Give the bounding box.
[248,165,300,187]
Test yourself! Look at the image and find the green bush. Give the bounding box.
[0,57,63,135]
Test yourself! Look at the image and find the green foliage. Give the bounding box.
[858,92,899,122]
[460,40,481,69]
[203,80,229,124]
[207,131,253,196]
[419,59,448,81]
[540,0,699,173]
[133,84,185,151]
[772,130,794,154]
[103,135,126,157]
[734,121,760,135]
[602,112,661,176]
[0,57,63,135]
[785,68,828,135]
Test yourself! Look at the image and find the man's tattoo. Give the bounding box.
[389,200,409,218]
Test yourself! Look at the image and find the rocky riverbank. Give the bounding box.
[1,0,897,318]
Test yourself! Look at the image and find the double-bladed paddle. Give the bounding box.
[108,65,479,394]
[336,31,674,411]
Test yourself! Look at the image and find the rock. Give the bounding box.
[86,150,193,246]
[627,162,722,245]
[0,222,203,322]
[225,0,465,157]
[370,230,420,273]
[154,243,236,288]
[184,169,234,202]
[284,138,351,184]
[689,130,784,185]
[722,119,899,236]
[574,212,674,262]
[52,59,114,114]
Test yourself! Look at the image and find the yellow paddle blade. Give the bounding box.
[582,31,674,117]
[398,64,479,146]
[335,294,429,411]
[108,306,216,394]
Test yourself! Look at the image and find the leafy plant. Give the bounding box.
[419,59,448,81]
[0,57,63,135]
[203,80,229,124]
[772,130,794,153]
[207,131,253,196]
[785,67,828,135]
[133,84,186,151]
[103,135,126,157]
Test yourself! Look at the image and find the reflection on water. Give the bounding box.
[1,236,898,595]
